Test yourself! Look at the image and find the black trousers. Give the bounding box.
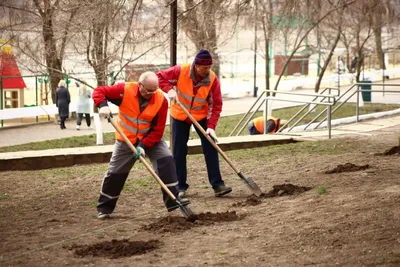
[76,113,91,127]
[97,140,180,214]
[60,116,67,129]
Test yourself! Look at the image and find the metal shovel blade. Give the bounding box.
[245,177,263,197]
[176,201,197,222]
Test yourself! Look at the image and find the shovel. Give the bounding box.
[173,98,263,197]
[108,116,195,219]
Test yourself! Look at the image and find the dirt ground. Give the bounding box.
[1,126,400,267]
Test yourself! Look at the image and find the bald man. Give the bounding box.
[92,71,190,220]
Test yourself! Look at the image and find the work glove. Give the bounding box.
[206,128,218,143]
[99,106,112,119]
[134,147,145,159]
[168,89,177,103]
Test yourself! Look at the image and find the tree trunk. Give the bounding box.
[315,29,341,93]
[88,25,108,86]
[373,25,385,69]
[265,38,270,94]
[41,6,62,103]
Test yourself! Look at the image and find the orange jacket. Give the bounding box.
[170,64,216,121]
[116,82,164,144]
[254,116,280,134]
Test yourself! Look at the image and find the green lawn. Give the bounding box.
[0,103,398,153]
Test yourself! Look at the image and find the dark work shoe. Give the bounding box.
[214,185,232,197]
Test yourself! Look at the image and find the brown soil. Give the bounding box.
[325,162,370,173]
[65,239,161,259]
[142,211,243,233]
[233,183,312,207]
[262,183,313,197]
[2,125,400,266]
[382,145,400,155]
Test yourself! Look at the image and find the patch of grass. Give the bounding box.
[16,211,24,215]
[0,103,398,153]
[123,181,132,192]
[316,186,327,195]
[246,233,259,240]
[39,168,74,177]
[116,228,126,233]
[376,257,400,265]
[0,194,9,200]
[134,178,149,187]
[195,185,210,189]
[134,176,156,188]
[133,162,144,170]
[78,201,97,207]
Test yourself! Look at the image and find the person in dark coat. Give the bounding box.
[56,80,71,129]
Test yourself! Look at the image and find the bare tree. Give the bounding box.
[178,0,249,77]
[341,1,378,82]
[0,0,79,102]
[256,0,355,94]
[32,0,78,102]
[313,0,348,93]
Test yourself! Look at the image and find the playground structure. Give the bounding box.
[0,40,26,110]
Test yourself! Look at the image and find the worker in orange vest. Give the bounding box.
[248,116,286,135]
[92,71,190,220]
[157,49,232,198]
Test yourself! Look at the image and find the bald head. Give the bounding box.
[139,71,159,91]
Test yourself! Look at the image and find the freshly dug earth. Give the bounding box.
[233,183,313,207]
[1,125,400,266]
[325,162,370,173]
[66,239,161,259]
[382,145,400,155]
[141,211,243,233]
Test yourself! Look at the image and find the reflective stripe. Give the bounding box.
[100,191,119,199]
[179,101,191,110]
[176,90,192,101]
[193,96,206,104]
[119,119,149,134]
[165,181,178,187]
[191,106,203,110]
[176,90,206,105]
[120,112,150,125]
[178,101,203,111]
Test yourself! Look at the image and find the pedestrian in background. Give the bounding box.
[76,82,92,130]
[55,79,70,130]
[157,49,232,198]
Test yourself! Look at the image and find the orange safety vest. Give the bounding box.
[115,82,164,144]
[170,64,216,121]
[254,116,280,134]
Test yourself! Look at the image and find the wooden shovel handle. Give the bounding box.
[109,117,176,201]
[174,100,241,174]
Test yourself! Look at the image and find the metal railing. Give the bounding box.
[230,88,338,139]
[299,83,400,130]
[230,82,400,140]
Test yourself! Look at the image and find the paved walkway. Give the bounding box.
[2,114,400,171]
[1,79,400,148]
[0,96,304,147]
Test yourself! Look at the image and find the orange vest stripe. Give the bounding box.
[115,82,164,143]
[171,64,216,121]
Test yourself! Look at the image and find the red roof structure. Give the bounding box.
[0,44,26,89]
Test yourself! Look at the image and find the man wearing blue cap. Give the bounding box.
[157,49,232,198]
